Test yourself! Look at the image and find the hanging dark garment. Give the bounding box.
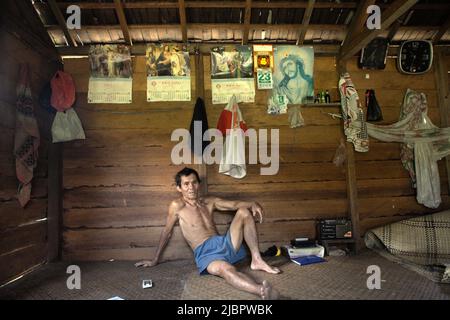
[189,97,210,156]
[366,89,383,122]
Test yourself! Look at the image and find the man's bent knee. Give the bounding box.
[207,261,235,277]
[236,207,252,220]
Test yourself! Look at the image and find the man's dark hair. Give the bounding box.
[175,167,201,187]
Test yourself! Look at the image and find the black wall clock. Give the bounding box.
[398,40,433,74]
[359,38,389,70]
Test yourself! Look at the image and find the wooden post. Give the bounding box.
[434,47,450,192]
[337,60,361,253]
[47,142,63,262]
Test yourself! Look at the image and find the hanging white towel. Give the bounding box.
[218,95,247,179]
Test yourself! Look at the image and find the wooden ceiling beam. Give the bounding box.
[381,3,450,11]
[178,0,188,42]
[48,0,77,47]
[58,44,342,56]
[297,0,315,45]
[55,1,450,10]
[387,12,409,42]
[242,0,252,44]
[55,1,352,10]
[339,0,418,61]
[56,2,178,9]
[58,43,450,58]
[46,23,347,32]
[433,17,450,43]
[342,0,376,47]
[4,0,61,61]
[113,0,132,45]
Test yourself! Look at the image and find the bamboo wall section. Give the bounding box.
[62,51,450,261]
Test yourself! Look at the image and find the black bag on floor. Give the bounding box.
[365,89,383,122]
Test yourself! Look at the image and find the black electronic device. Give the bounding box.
[398,40,433,74]
[359,38,389,70]
[290,239,316,248]
[318,218,352,240]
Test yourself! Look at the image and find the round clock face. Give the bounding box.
[399,40,433,74]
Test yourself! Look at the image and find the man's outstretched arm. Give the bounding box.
[135,200,180,267]
[212,197,264,223]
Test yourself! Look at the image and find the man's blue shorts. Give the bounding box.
[193,231,247,275]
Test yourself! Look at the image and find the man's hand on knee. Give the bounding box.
[250,202,263,223]
[135,260,158,268]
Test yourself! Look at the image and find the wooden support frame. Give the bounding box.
[433,17,450,43]
[57,43,342,56]
[47,0,77,47]
[242,0,252,45]
[345,137,361,252]
[336,60,361,252]
[387,12,408,42]
[55,1,350,10]
[47,23,347,32]
[5,0,61,61]
[113,0,132,45]
[434,47,450,192]
[296,0,315,45]
[342,0,376,47]
[339,0,418,61]
[47,143,63,262]
[178,0,188,43]
[55,1,450,11]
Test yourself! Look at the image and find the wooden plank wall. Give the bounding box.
[62,57,198,261]
[348,57,450,235]
[0,31,55,285]
[62,51,450,262]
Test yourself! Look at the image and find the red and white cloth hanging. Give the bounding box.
[217,95,247,179]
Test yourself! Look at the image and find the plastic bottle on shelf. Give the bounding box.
[320,91,325,103]
[325,90,331,103]
[315,93,320,103]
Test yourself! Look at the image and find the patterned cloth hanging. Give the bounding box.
[14,64,40,208]
[338,72,369,152]
[366,89,450,208]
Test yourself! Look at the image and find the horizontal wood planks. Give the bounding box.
[61,53,449,261]
[348,56,450,238]
[0,29,56,285]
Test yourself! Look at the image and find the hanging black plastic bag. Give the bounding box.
[366,89,383,122]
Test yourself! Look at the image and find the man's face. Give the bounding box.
[177,174,200,200]
[282,59,297,79]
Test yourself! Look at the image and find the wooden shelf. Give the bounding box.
[320,238,355,243]
[320,238,357,255]
[303,103,341,107]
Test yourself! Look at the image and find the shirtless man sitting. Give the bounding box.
[135,167,280,299]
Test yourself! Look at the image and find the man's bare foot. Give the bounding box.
[260,280,279,300]
[251,258,281,274]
